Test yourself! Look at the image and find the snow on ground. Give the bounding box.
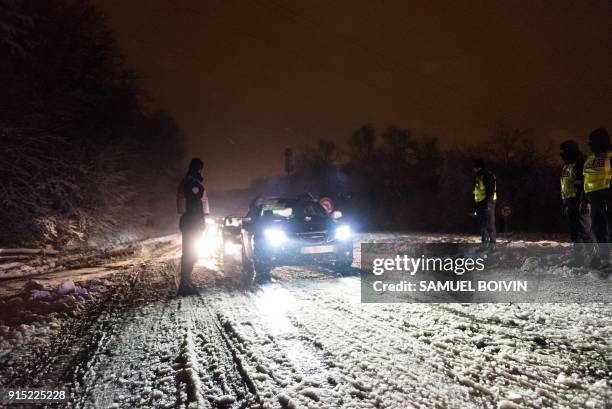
[0,233,610,408]
[0,235,177,281]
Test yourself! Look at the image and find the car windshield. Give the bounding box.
[224,217,242,227]
[261,204,293,219]
[300,202,328,218]
[260,201,328,220]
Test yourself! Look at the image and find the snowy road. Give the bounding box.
[0,234,610,409]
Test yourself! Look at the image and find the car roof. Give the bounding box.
[257,196,322,206]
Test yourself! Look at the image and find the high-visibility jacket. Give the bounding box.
[560,163,579,199]
[583,151,612,193]
[474,173,497,203]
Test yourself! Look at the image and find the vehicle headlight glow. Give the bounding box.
[264,228,288,245]
[195,226,222,261]
[224,241,242,256]
[335,225,352,241]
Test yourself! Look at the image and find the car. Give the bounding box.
[241,196,354,281]
[221,215,244,257]
[220,215,253,281]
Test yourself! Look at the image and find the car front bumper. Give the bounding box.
[255,239,353,265]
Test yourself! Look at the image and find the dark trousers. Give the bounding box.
[179,214,203,287]
[587,189,612,243]
[586,189,612,267]
[476,199,496,243]
[565,198,594,263]
[565,198,594,243]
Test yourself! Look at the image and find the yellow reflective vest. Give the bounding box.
[583,151,612,193]
[474,174,497,203]
[560,163,578,200]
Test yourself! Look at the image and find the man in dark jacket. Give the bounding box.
[582,128,611,269]
[177,158,206,296]
[473,159,497,244]
[560,140,594,264]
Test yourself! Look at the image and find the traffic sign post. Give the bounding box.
[499,202,512,233]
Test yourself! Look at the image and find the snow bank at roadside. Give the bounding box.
[0,277,113,352]
[0,235,178,281]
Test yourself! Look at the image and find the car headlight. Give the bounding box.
[224,242,242,256]
[335,225,352,241]
[264,228,288,245]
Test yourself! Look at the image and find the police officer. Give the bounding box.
[560,140,593,264]
[473,159,497,244]
[583,129,612,268]
[177,158,207,295]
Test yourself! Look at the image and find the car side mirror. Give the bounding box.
[332,211,342,220]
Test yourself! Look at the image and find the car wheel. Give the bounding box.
[254,261,272,282]
[334,254,354,275]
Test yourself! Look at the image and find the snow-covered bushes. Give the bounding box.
[0,1,184,246]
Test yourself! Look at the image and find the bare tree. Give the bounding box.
[348,124,376,164]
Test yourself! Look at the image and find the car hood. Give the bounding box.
[263,217,333,235]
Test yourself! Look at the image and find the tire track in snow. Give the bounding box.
[3,235,610,409]
[273,278,610,408]
[71,270,260,408]
[174,295,258,409]
[276,278,469,407]
[0,267,145,407]
[208,284,383,409]
[71,266,184,408]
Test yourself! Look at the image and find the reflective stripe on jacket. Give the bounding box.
[560,163,578,199]
[474,174,497,203]
[583,151,612,193]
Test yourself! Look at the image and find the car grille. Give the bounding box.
[296,231,328,244]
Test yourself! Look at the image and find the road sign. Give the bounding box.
[319,197,334,213]
[500,203,512,217]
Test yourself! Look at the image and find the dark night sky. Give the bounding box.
[96,0,611,190]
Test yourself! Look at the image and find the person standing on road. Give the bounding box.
[559,140,594,265]
[177,158,208,295]
[473,159,497,244]
[582,128,612,268]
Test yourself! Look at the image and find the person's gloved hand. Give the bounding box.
[579,200,590,215]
